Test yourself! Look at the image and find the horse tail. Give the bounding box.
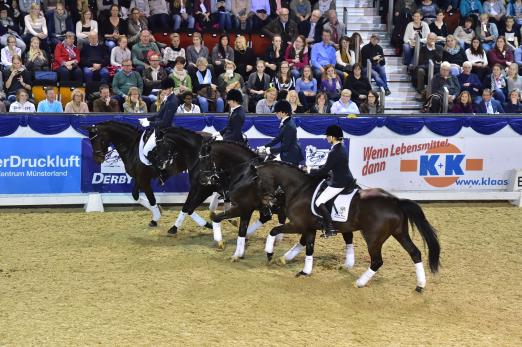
[398,199,440,273]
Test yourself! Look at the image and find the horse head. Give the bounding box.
[83,124,110,164]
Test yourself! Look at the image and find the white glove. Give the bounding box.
[212,133,223,141]
[139,118,150,127]
[265,147,271,154]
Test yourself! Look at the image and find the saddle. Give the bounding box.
[311,180,358,223]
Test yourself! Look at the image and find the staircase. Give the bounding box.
[336,0,422,113]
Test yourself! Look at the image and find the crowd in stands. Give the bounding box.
[0,0,390,115]
[393,0,522,113]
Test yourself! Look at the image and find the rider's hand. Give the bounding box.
[139,118,150,127]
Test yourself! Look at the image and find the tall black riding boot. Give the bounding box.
[317,203,336,238]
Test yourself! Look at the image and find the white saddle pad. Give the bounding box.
[139,131,155,166]
[311,180,358,222]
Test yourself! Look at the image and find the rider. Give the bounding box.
[309,124,356,238]
[214,89,246,143]
[257,100,304,165]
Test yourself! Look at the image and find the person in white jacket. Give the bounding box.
[75,9,98,49]
[403,11,430,66]
[330,89,360,114]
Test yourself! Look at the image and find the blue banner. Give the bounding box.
[0,138,82,193]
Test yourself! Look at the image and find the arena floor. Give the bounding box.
[1,202,521,346]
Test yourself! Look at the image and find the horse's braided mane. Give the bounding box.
[213,140,257,156]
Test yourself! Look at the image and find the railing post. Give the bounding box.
[427,59,434,95]
[343,7,348,35]
[413,33,421,67]
[387,0,394,36]
[355,35,361,64]
[379,86,385,112]
[442,87,449,113]
[366,59,372,83]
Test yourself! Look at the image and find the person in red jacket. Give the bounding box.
[52,32,82,82]
[487,36,514,68]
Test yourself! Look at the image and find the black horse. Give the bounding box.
[211,160,441,291]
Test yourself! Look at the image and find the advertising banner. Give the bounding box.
[0,138,82,194]
[350,137,522,191]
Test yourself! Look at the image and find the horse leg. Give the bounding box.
[184,188,224,248]
[296,231,316,277]
[275,211,286,243]
[277,234,306,265]
[142,182,160,227]
[393,231,425,292]
[355,236,385,288]
[246,208,271,236]
[232,213,252,261]
[342,232,355,269]
[208,192,220,219]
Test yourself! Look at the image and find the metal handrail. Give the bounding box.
[387,0,394,35]
[379,86,386,111]
[355,35,361,64]
[366,58,372,82]
[343,7,348,35]
[427,59,435,94]
[442,87,449,113]
[413,33,421,67]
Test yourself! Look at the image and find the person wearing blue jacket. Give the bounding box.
[457,61,483,103]
[460,0,483,18]
[215,89,247,143]
[310,29,336,80]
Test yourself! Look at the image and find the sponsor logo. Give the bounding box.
[91,148,132,185]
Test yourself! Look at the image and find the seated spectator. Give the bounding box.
[130,0,151,17]
[475,88,504,113]
[127,7,148,46]
[255,86,278,113]
[507,63,522,92]
[515,45,522,67]
[336,36,355,75]
[0,6,26,52]
[1,35,22,72]
[500,16,520,48]
[100,5,127,50]
[23,3,49,54]
[4,55,31,102]
[299,9,324,46]
[76,9,98,48]
[508,0,522,27]
[80,31,110,83]
[450,90,474,113]
[310,90,331,113]
[110,35,131,69]
[171,56,193,100]
[272,60,295,97]
[96,0,116,19]
[290,0,311,23]
[454,17,476,49]
[131,30,160,74]
[248,0,271,31]
[172,0,195,31]
[488,36,514,68]
[194,0,213,31]
[311,29,336,80]
[330,88,359,114]
[148,0,171,33]
[123,86,148,113]
[143,53,167,102]
[211,34,234,76]
[323,10,344,46]
[417,0,439,23]
[211,0,234,32]
[264,34,285,76]
[476,13,498,52]
[295,65,316,111]
[314,0,335,17]
[52,31,82,82]
[429,10,447,46]
[37,87,63,112]
[163,33,186,73]
[93,83,121,112]
[443,35,467,76]
[246,59,270,112]
[112,59,144,105]
[48,2,74,49]
[286,89,305,113]
[490,63,508,103]
[361,34,391,95]
[262,7,298,44]
[483,0,506,27]
[459,0,483,20]
[413,33,443,94]
[284,35,309,79]
[344,62,371,105]
[192,56,224,112]
[176,91,201,113]
[64,87,89,112]
[504,88,522,112]
[359,90,384,114]
[232,0,252,32]
[466,37,490,80]
[233,34,254,80]
[349,32,364,56]
[217,60,246,107]
[425,61,461,112]
[457,61,482,103]
[150,89,165,112]
[186,32,209,74]
[9,88,35,112]
[402,11,430,66]
[320,63,341,100]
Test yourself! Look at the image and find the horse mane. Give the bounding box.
[97,120,140,134]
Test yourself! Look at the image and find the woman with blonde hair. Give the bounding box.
[256,87,278,113]
[9,89,35,113]
[64,88,89,113]
[25,36,49,75]
[286,89,305,113]
[123,86,148,113]
[233,35,254,80]
[23,3,49,53]
[76,8,98,48]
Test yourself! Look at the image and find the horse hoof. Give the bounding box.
[275,256,286,266]
[231,255,240,262]
[204,222,213,229]
[295,271,310,278]
[216,240,225,250]
[415,286,424,293]
[149,220,158,227]
[167,225,178,236]
[266,252,273,262]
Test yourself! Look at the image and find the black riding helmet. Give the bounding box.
[273,100,292,115]
[325,125,343,139]
[161,77,175,90]
[226,89,243,104]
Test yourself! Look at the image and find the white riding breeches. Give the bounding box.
[142,131,156,158]
[315,186,344,207]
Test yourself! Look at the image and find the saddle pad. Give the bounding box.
[139,131,154,166]
[311,179,358,222]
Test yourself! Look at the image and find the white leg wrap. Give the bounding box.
[302,255,313,275]
[234,236,246,258]
[138,196,152,210]
[356,268,376,287]
[190,212,207,227]
[265,235,276,254]
[150,204,161,222]
[212,222,222,242]
[208,192,219,212]
[174,211,187,228]
[344,244,355,269]
[415,262,426,288]
[246,220,263,236]
[284,243,305,261]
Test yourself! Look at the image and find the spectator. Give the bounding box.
[459,0,483,19]
[272,60,295,97]
[454,16,476,49]
[110,34,131,68]
[289,0,310,23]
[212,0,234,32]
[320,63,341,100]
[426,61,460,112]
[127,7,148,45]
[429,10,447,46]
[8,88,35,112]
[48,2,73,49]
[130,0,150,17]
[475,88,504,113]
[483,0,506,27]
[37,87,63,112]
[93,83,121,112]
[148,0,170,33]
[246,59,270,111]
[507,63,522,92]
[76,8,97,48]
[256,86,278,113]
[217,60,245,105]
[176,90,201,113]
[172,0,195,31]
[323,10,344,46]
[262,7,298,44]
[476,13,498,52]
[336,36,355,75]
[466,37,490,80]
[361,34,391,95]
[143,52,167,102]
[310,29,336,80]
[80,31,110,83]
[359,90,383,114]
[1,34,21,72]
[515,45,522,67]
[450,90,474,113]
[194,0,213,31]
[24,36,49,75]
[413,32,443,94]
[52,31,82,82]
[163,33,186,73]
[488,36,514,68]
[295,64,316,111]
[457,61,482,103]
[417,0,439,23]
[4,55,31,102]
[131,30,160,74]
[248,0,270,30]
[402,11,430,66]
[314,0,335,17]
[233,34,254,80]
[284,34,308,78]
[286,89,305,113]
[299,9,324,45]
[443,35,467,76]
[309,91,330,113]
[171,56,192,100]
[64,87,89,112]
[123,86,147,112]
[330,88,359,114]
[100,5,126,50]
[0,6,26,52]
[504,88,522,112]
[96,0,117,19]
[186,32,209,74]
[490,63,508,103]
[192,57,224,112]
[264,34,285,76]
[23,3,49,53]
[211,34,234,76]
[231,0,252,32]
[508,0,522,26]
[150,89,165,112]
[500,16,520,48]
[112,59,144,105]
[344,62,371,104]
